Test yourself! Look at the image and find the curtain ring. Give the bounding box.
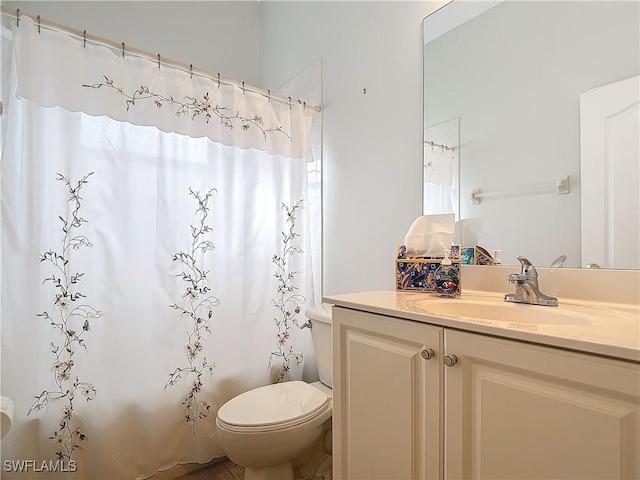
[241,81,245,94]
[217,73,221,88]
[37,15,41,34]
[288,97,292,109]
[303,101,306,110]
[267,90,271,102]
[157,53,161,69]
[83,29,87,48]
[189,64,193,79]
[121,42,125,58]
[16,8,20,27]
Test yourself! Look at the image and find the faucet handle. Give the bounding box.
[516,256,537,279]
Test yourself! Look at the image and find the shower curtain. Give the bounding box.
[1,15,318,480]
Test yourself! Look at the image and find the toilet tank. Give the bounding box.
[307,305,332,388]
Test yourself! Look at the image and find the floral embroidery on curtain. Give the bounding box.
[269,200,305,383]
[28,172,102,464]
[165,188,219,431]
[83,76,292,142]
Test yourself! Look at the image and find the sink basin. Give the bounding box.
[412,298,592,325]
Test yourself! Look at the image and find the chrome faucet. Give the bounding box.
[504,256,558,306]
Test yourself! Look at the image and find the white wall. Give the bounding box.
[3,1,262,84]
[258,1,437,295]
[3,1,438,296]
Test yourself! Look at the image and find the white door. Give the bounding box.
[580,75,639,269]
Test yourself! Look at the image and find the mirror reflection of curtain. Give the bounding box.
[1,15,317,479]
[0,21,13,151]
[423,117,459,219]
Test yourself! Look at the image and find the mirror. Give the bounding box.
[423,0,639,268]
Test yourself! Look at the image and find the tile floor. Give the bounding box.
[172,453,332,480]
[175,455,333,480]
[175,459,244,480]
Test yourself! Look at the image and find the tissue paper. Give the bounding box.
[452,218,481,247]
[403,213,455,256]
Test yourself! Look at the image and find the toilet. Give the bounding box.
[215,305,333,480]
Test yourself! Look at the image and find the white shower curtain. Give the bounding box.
[1,15,318,480]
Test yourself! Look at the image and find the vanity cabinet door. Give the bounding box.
[444,330,640,480]
[332,307,444,480]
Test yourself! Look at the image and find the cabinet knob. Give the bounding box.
[443,354,458,367]
[420,346,435,360]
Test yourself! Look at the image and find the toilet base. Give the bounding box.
[244,462,293,480]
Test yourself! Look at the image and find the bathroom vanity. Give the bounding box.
[324,267,640,479]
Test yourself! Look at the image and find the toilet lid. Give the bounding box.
[217,381,329,429]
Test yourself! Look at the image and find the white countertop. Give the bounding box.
[323,290,640,363]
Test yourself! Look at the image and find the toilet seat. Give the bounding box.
[217,381,330,433]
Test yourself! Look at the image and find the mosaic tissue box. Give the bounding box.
[395,245,460,293]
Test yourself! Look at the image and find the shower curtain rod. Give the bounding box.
[424,139,455,152]
[0,7,322,113]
